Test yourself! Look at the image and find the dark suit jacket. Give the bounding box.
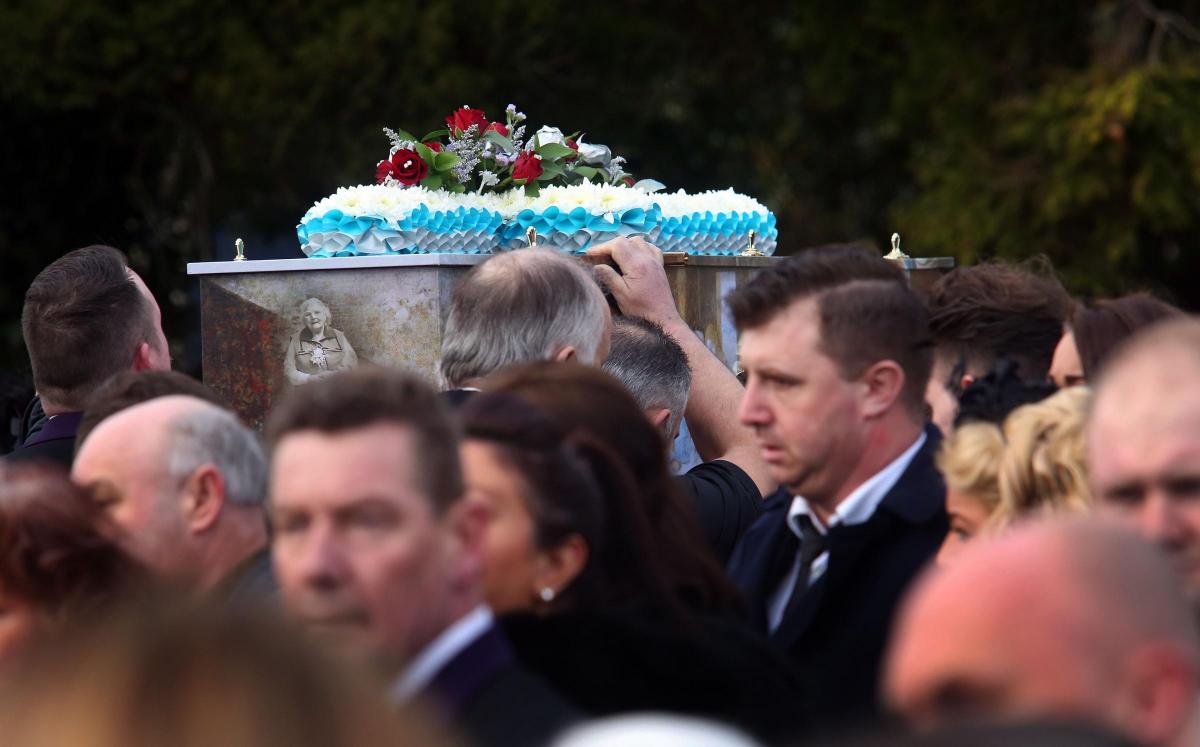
[3,410,81,470]
[421,621,580,747]
[501,603,809,741]
[727,425,947,727]
[213,546,279,609]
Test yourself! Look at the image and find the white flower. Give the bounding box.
[574,137,612,168]
[523,183,655,214]
[654,188,772,217]
[526,125,566,151]
[477,171,500,194]
[302,185,505,225]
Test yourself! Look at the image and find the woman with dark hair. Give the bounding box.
[461,373,807,739]
[482,361,741,615]
[460,391,677,617]
[0,465,146,669]
[1050,293,1182,387]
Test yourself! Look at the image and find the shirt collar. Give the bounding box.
[391,605,493,703]
[787,430,927,537]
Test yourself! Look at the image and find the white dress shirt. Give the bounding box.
[391,604,494,703]
[767,432,927,632]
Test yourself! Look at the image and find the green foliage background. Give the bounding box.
[1,0,1198,375]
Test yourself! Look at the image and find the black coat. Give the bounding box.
[420,621,581,747]
[3,409,80,470]
[726,425,947,728]
[501,603,809,741]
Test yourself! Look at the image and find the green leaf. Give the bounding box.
[535,143,575,160]
[415,143,436,166]
[391,128,418,143]
[537,163,565,181]
[420,174,443,190]
[433,151,460,171]
[573,165,599,179]
[484,130,517,153]
[420,129,448,143]
[524,181,540,197]
[447,182,466,194]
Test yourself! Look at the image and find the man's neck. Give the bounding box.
[197,519,269,593]
[803,417,924,525]
[38,398,73,417]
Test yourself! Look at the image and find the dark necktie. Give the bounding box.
[782,514,829,621]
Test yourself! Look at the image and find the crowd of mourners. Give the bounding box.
[0,237,1197,746]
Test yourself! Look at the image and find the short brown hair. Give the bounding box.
[77,371,227,452]
[265,368,462,512]
[728,246,933,414]
[21,246,160,410]
[926,259,1069,382]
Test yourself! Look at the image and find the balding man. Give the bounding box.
[886,520,1200,746]
[1088,318,1200,597]
[72,395,273,604]
[439,248,612,404]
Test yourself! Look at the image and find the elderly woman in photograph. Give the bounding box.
[284,297,358,385]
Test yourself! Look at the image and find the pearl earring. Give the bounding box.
[539,587,555,603]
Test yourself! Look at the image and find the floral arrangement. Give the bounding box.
[375,104,647,197]
[296,105,778,257]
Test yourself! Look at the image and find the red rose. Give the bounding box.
[565,138,579,161]
[487,122,509,137]
[424,141,444,152]
[445,107,489,134]
[622,176,635,187]
[511,152,544,183]
[376,159,399,184]
[388,148,428,186]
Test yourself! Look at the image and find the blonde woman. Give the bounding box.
[936,387,1092,565]
[935,422,1004,565]
[992,386,1092,525]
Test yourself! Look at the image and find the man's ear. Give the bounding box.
[860,360,906,419]
[958,373,975,393]
[446,498,489,591]
[132,341,154,372]
[648,407,671,432]
[182,465,225,534]
[552,346,578,363]
[1114,643,1198,747]
[533,534,589,604]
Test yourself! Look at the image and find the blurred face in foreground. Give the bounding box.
[72,400,194,581]
[886,524,1200,747]
[271,424,466,670]
[1088,353,1200,596]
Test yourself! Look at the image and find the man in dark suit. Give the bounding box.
[725,247,948,727]
[6,245,171,468]
[267,368,579,747]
